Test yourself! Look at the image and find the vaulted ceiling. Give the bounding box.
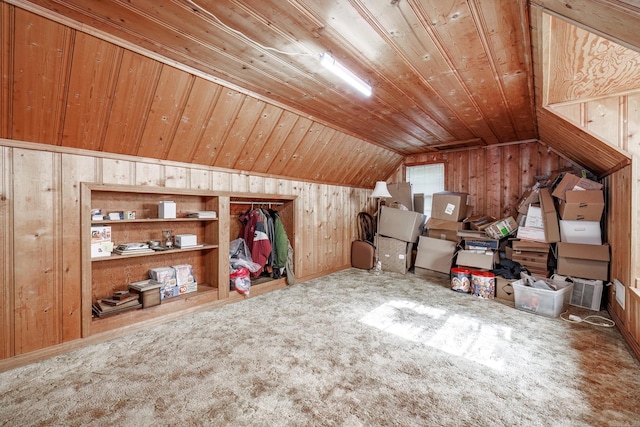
[1,0,637,185]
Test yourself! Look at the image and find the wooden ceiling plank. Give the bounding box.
[102,50,162,156]
[232,103,283,171]
[190,88,245,167]
[12,8,71,144]
[266,116,314,176]
[281,122,330,178]
[167,76,222,164]
[62,32,120,151]
[213,96,267,169]
[252,110,300,174]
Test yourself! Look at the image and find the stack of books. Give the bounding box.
[92,290,141,318]
[187,211,217,218]
[113,242,155,255]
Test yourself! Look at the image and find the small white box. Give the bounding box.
[559,220,602,245]
[175,234,197,248]
[158,201,176,219]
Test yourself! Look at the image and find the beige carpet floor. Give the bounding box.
[1,268,639,426]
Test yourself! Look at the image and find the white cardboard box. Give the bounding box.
[559,220,602,245]
[158,201,177,219]
[175,234,198,247]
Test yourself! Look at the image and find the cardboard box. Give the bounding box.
[377,235,412,274]
[378,206,425,243]
[456,250,498,270]
[551,173,603,200]
[175,234,198,248]
[413,193,424,214]
[149,267,177,287]
[178,282,198,295]
[387,182,413,211]
[511,240,550,253]
[431,192,469,222]
[559,220,602,245]
[464,214,497,231]
[558,190,604,221]
[495,276,515,301]
[91,241,114,258]
[556,242,610,281]
[414,236,457,274]
[539,188,560,243]
[485,217,518,240]
[516,226,546,243]
[524,205,544,229]
[91,226,112,243]
[517,188,540,214]
[172,264,196,286]
[159,284,180,300]
[426,217,466,242]
[158,201,177,219]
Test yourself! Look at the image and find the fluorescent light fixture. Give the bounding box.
[320,53,372,97]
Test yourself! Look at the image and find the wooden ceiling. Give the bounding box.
[1,0,637,184]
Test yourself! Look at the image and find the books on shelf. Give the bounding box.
[128,279,164,292]
[92,290,142,318]
[113,242,155,255]
[187,211,217,218]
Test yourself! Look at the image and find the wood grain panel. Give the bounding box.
[102,50,162,156]
[190,88,245,167]
[586,97,620,144]
[252,110,299,174]
[1,2,12,139]
[12,149,60,354]
[547,17,640,104]
[214,97,266,170]
[627,93,640,154]
[11,8,71,143]
[267,116,313,176]
[60,153,94,342]
[166,77,220,164]
[0,146,13,358]
[62,32,119,151]
[285,124,332,178]
[233,103,283,171]
[136,65,193,159]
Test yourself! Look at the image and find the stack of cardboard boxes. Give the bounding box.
[376,205,425,274]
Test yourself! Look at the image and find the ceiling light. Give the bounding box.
[319,53,372,97]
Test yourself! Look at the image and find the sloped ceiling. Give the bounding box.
[1,0,540,187]
[1,0,636,184]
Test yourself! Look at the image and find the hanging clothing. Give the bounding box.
[250,220,272,278]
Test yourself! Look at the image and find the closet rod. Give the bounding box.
[231,201,284,206]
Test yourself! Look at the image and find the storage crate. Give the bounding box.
[512,278,573,318]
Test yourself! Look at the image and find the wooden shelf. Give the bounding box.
[91,217,218,225]
[91,244,219,262]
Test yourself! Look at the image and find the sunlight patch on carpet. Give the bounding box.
[360,299,511,371]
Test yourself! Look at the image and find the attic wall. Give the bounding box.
[403,141,574,219]
[0,139,371,358]
[0,3,402,189]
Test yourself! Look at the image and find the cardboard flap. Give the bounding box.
[426,217,466,231]
[511,240,550,253]
[557,242,610,262]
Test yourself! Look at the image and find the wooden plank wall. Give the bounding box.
[0,139,372,359]
[402,141,574,219]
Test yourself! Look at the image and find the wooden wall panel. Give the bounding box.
[60,153,95,342]
[101,51,161,156]
[0,146,12,358]
[12,9,71,144]
[586,98,620,145]
[233,104,282,172]
[1,2,11,139]
[4,139,378,363]
[62,32,119,151]
[12,149,60,354]
[136,66,193,159]
[403,141,574,218]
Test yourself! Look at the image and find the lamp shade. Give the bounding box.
[371,181,391,198]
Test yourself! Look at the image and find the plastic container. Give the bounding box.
[512,278,574,318]
[450,267,472,293]
[471,270,495,299]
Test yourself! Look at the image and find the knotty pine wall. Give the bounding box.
[0,139,372,359]
[402,141,575,219]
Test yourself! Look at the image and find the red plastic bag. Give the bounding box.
[230,267,251,296]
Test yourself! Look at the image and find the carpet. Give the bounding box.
[1,268,639,426]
